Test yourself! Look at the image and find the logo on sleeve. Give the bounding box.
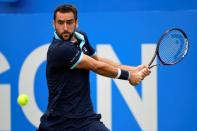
[82,45,89,54]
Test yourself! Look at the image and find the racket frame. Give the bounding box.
[148,28,189,68]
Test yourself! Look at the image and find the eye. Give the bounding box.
[66,20,74,25]
[58,20,64,25]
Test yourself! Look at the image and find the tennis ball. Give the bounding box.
[17,94,29,106]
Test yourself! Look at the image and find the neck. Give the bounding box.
[70,34,78,44]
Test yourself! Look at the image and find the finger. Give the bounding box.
[130,81,137,86]
[132,82,139,86]
[142,67,151,76]
[138,68,146,78]
[137,65,146,71]
[143,69,150,76]
[146,68,151,75]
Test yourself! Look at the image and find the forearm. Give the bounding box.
[93,61,119,78]
[93,60,150,86]
[118,64,136,72]
[93,56,136,71]
[77,54,119,78]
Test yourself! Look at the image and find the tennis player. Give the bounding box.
[37,4,150,131]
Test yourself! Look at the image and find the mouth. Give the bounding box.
[59,31,73,41]
[62,33,70,39]
[63,33,69,37]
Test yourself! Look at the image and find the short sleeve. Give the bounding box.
[75,31,96,56]
[52,42,83,69]
[83,33,96,56]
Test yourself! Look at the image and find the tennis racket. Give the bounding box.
[148,28,189,69]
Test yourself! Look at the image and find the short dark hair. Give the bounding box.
[53,4,78,20]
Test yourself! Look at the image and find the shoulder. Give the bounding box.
[75,30,87,36]
[75,30,89,41]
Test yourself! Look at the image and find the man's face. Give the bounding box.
[53,11,78,41]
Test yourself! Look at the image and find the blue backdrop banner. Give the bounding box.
[0,11,197,131]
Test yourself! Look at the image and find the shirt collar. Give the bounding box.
[54,32,62,40]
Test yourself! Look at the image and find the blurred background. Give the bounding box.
[0,0,197,131]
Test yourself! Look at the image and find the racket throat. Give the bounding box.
[149,64,160,69]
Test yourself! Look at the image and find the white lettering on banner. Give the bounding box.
[0,52,10,74]
[18,44,49,128]
[0,52,11,131]
[97,44,157,131]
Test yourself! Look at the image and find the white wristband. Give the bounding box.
[115,68,121,79]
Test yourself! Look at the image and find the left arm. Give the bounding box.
[77,32,136,72]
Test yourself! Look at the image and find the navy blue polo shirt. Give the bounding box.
[40,31,101,129]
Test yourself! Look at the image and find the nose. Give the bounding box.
[63,23,68,30]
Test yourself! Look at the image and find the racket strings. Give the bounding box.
[159,30,188,64]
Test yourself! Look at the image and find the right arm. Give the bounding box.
[77,54,119,78]
[76,54,149,85]
[53,41,150,86]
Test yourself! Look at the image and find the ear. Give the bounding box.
[76,20,79,28]
[52,20,55,29]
